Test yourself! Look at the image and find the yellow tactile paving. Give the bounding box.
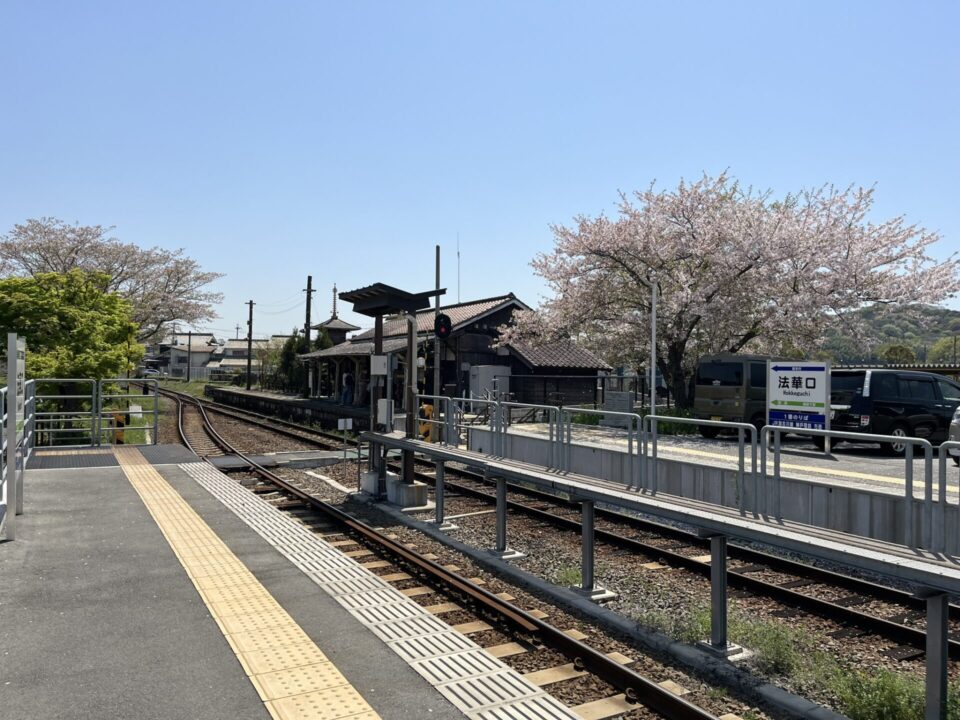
[112,446,381,720]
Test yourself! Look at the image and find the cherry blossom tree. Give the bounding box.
[500,173,960,408]
[0,217,223,342]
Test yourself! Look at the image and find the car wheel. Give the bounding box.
[885,424,910,457]
[699,426,720,439]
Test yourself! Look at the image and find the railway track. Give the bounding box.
[162,387,957,661]
[399,460,960,661]
[172,390,726,720]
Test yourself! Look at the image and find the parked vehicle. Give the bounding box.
[693,354,777,438]
[949,408,960,465]
[826,369,960,456]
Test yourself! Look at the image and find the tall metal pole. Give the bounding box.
[186,330,192,383]
[245,300,255,390]
[403,313,416,483]
[303,275,314,347]
[434,245,441,402]
[650,280,657,415]
[303,275,314,398]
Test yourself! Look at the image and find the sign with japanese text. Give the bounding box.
[766,361,830,431]
[7,333,25,444]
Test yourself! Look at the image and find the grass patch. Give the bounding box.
[832,667,925,720]
[159,380,227,398]
[630,599,960,717]
[552,566,582,587]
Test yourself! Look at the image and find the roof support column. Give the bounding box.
[369,314,383,472]
[402,313,416,484]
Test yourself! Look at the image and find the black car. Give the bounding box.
[825,369,960,455]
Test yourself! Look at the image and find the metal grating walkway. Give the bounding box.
[181,462,580,720]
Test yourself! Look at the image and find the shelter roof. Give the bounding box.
[339,283,444,317]
[508,339,612,371]
[351,294,527,341]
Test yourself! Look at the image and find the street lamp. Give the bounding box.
[638,276,657,414]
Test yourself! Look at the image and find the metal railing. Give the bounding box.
[762,426,935,549]
[559,408,643,486]
[2,380,37,534]
[407,396,959,554]
[32,378,98,447]
[937,441,960,555]
[96,379,160,445]
[414,394,453,446]
[646,415,758,514]
[502,401,561,469]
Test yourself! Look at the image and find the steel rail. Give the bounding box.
[177,392,717,720]
[167,387,960,655]
[401,462,960,658]
[170,385,960,651]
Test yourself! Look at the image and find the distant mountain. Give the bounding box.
[821,304,960,362]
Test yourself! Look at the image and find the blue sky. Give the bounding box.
[2,1,958,337]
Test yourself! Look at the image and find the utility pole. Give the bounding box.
[303,275,315,398]
[186,330,193,383]
[246,300,255,390]
[434,244,441,404]
[303,275,315,347]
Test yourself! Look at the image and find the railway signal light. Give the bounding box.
[434,313,452,339]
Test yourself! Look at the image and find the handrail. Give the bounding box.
[938,441,960,554]
[762,426,934,549]
[500,401,561,469]
[560,407,644,488]
[646,415,757,515]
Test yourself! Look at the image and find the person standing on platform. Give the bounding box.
[341,370,354,405]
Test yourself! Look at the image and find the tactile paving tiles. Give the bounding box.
[111,447,380,720]
[180,461,581,720]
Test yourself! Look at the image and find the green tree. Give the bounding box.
[879,344,917,364]
[0,270,143,378]
[929,336,959,364]
[314,327,333,352]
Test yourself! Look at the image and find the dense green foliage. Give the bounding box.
[0,270,142,378]
[822,304,960,362]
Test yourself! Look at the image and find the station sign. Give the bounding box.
[7,333,25,444]
[337,418,353,431]
[766,360,830,431]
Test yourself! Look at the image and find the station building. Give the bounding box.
[298,293,610,408]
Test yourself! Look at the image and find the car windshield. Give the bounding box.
[696,362,743,387]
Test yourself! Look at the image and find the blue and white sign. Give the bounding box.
[766,361,831,431]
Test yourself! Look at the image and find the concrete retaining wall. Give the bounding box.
[469,427,957,554]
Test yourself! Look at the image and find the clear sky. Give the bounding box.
[3,1,958,338]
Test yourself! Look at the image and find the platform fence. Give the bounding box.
[412,394,957,554]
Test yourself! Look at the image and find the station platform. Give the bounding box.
[510,423,959,495]
[1,445,470,720]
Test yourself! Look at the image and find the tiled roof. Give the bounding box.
[164,333,216,346]
[300,337,409,359]
[313,316,361,332]
[222,338,270,350]
[509,339,612,371]
[351,294,527,341]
